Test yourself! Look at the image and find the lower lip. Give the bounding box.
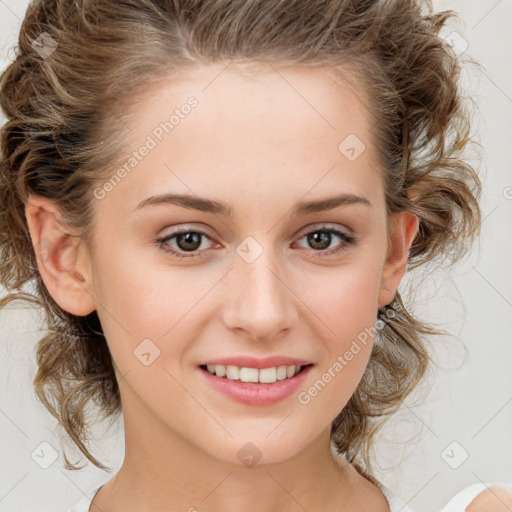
[198,365,313,406]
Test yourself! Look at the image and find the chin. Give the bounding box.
[201,433,310,468]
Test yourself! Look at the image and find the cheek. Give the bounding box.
[299,261,381,399]
[296,308,378,423]
[305,259,382,340]
[88,242,174,370]
[91,239,184,331]
[89,241,223,386]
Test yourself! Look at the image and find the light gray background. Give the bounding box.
[1,1,511,511]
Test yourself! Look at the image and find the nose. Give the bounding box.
[221,246,299,343]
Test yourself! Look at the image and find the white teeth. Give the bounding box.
[214,364,226,377]
[226,365,240,380]
[204,364,304,383]
[259,367,276,383]
[239,367,259,382]
[276,365,287,380]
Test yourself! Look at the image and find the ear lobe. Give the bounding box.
[24,194,96,316]
[378,211,419,308]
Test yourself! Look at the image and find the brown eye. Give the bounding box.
[306,230,332,250]
[174,232,203,252]
[156,229,215,259]
[294,226,356,256]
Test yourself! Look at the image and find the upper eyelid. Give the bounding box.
[159,222,352,236]
[295,222,353,237]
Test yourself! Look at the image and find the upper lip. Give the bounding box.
[198,356,313,369]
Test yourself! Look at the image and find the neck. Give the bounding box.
[93,402,363,511]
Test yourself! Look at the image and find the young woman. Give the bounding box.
[1,0,511,511]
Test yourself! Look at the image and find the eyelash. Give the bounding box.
[155,225,357,260]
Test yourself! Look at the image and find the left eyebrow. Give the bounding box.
[293,193,372,215]
[132,192,371,216]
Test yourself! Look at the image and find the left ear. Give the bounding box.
[378,211,419,307]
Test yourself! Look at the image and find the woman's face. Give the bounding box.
[54,63,416,465]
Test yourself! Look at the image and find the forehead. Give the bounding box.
[126,61,374,144]
[98,62,384,217]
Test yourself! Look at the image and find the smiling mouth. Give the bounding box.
[199,363,313,384]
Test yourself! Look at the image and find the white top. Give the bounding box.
[68,480,512,511]
[439,481,512,511]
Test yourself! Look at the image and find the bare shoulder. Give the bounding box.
[467,487,512,512]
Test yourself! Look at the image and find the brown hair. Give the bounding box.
[0,0,481,480]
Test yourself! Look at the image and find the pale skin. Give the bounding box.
[24,61,441,511]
